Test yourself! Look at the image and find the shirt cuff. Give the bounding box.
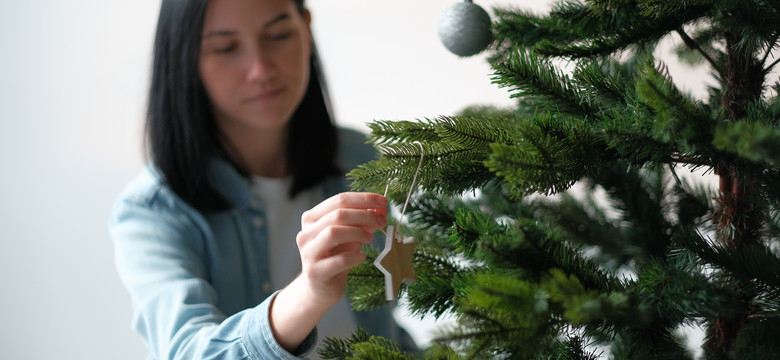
[242,291,318,359]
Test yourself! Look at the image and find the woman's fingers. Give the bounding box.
[297,193,387,251]
[369,207,389,217]
[307,251,367,279]
[298,225,371,262]
[330,241,364,255]
[303,240,367,279]
[301,192,387,225]
[297,208,385,247]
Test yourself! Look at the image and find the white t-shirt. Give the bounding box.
[250,176,357,358]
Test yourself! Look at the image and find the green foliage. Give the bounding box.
[572,60,635,108]
[675,227,780,291]
[485,114,594,197]
[635,59,714,151]
[541,269,628,325]
[319,328,415,360]
[319,329,372,360]
[337,0,780,358]
[404,243,472,319]
[633,255,731,321]
[346,245,388,311]
[436,273,558,358]
[348,116,512,200]
[493,0,710,59]
[713,119,780,166]
[636,0,714,18]
[490,49,600,117]
[731,317,780,358]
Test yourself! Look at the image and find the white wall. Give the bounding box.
[0,1,160,359]
[1,0,720,358]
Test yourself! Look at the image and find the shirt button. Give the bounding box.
[253,217,264,228]
[262,281,272,293]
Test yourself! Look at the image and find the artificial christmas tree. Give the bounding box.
[323,0,780,359]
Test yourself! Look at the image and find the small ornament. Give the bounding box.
[438,0,492,57]
[374,142,425,301]
[375,225,417,301]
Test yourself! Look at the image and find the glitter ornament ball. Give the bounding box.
[438,0,492,57]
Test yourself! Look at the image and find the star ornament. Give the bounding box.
[374,225,417,301]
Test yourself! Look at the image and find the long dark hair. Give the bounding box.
[145,0,339,212]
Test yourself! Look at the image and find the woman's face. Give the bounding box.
[199,0,311,137]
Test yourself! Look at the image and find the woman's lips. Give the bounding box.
[244,87,284,103]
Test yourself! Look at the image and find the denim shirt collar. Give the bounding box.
[206,156,253,210]
[204,127,372,210]
[206,156,348,210]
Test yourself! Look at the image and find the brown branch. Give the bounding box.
[766,56,780,73]
[676,28,725,79]
[760,33,778,66]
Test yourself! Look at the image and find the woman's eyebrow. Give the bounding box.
[203,29,235,39]
[264,13,290,28]
[202,13,291,39]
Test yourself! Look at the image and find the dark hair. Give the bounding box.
[145,0,339,212]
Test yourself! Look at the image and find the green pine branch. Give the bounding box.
[319,328,415,360]
[713,112,780,166]
[347,245,388,311]
[349,117,510,199]
[485,115,595,197]
[366,119,441,146]
[493,0,710,59]
[572,60,635,108]
[433,272,561,359]
[635,58,716,152]
[634,256,732,322]
[675,227,780,290]
[490,49,601,117]
[404,243,474,320]
[636,0,715,18]
[731,317,780,358]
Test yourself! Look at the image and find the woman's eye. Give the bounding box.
[268,32,292,41]
[213,44,237,54]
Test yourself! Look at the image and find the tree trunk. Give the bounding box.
[707,32,766,359]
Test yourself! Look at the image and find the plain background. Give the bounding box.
[0,0,718,358]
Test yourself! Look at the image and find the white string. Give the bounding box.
[400,141,424,218]
[379,142,425,235]
[383,174,392,198]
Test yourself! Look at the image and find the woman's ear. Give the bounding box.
[302,9,313,51]
[302,9,311,27]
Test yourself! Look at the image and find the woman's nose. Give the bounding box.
[245,47,276,82]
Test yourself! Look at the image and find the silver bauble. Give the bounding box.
[438,0,492,57]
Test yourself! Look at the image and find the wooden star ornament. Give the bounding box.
[374,225,416,301]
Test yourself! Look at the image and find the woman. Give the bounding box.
[109,0,400,358]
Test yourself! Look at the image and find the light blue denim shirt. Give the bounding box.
[109,128,397,359]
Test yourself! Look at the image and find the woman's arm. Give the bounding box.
[110,181,316,359]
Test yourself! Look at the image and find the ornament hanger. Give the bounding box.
[374,142,424,301]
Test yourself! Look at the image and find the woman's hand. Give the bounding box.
[269,192,387,353]
[296,192,388,306]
